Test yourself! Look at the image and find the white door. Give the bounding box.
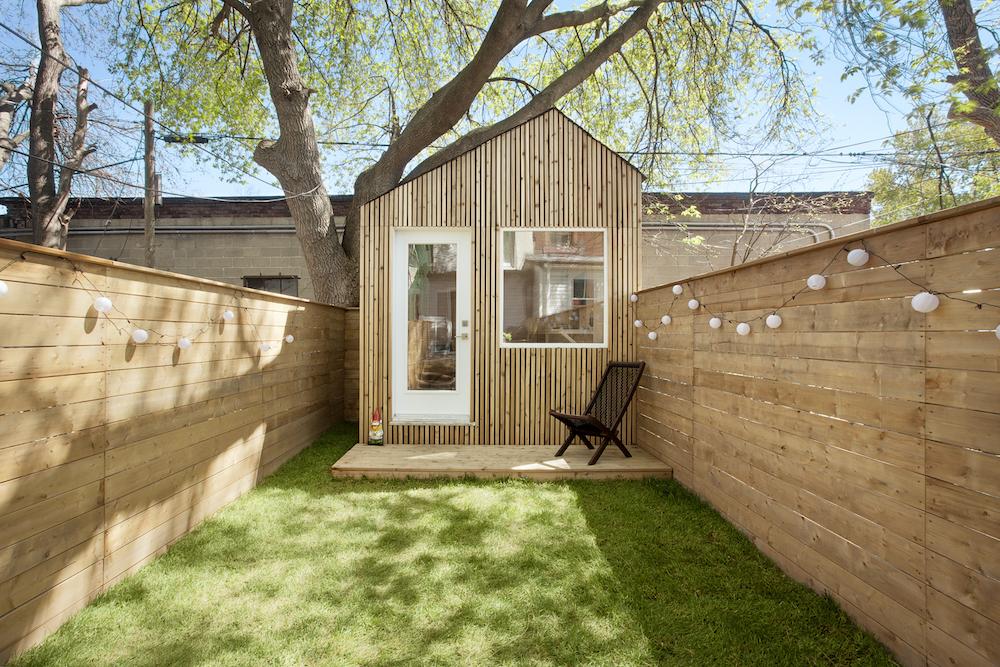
[391,229,472,423]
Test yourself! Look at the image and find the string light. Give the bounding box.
[847,249,870,266]
[631,241,999,345]
[911,292,940,313]
[17,251,302,352]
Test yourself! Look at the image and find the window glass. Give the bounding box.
[244,276,298,296]
[406,243,457,391]
[501,230,605,345]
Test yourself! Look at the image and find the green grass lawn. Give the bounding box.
[11,422,901,666]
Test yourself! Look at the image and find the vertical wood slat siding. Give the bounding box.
[0,238,349,662]
[358,109,641,445]
[632,198,1000,667]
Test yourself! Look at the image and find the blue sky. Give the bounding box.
[1,3,909,200]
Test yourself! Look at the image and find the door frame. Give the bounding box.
[390,227,473,424]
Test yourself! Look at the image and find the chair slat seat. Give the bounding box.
[550,361,645,465]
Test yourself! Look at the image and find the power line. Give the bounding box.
[0,19,314,196]
[2,145,321,204]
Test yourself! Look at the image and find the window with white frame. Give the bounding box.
[500,229,606,346]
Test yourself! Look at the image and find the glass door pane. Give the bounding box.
[407,243,457,391]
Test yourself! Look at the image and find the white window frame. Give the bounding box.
[498,228,609,349]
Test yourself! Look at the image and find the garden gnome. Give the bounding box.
[369,409,383,445]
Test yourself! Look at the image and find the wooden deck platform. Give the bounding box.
[331,444,673,481]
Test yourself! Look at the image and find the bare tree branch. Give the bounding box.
[0,76,32,172]
[45,66,96,232]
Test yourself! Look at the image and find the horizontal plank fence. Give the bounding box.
[632,197,999,667]
[0,238,351,662]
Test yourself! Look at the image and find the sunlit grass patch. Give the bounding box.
[11,423,898,667]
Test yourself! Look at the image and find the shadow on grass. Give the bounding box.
[568,478,901,667]
[10,424,899,667]
[10,423,652,667]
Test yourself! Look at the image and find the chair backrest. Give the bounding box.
[584,361,646,430]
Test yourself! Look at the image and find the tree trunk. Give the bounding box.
[940,0,1000,146]
[341,0,666,269]
[243,0,357,305]
[29,0,69,248]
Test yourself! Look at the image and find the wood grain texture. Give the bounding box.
[631,197,1000,667]
[357,109,641,447]
[0,237,350,663]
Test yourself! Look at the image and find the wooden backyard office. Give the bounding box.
[2,107,999,667]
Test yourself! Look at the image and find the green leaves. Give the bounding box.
[868,104,1000,224]
[103,0,823,190]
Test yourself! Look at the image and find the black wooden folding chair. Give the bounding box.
[550,361,646,465]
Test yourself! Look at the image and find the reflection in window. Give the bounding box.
[502,230,605,345]
[407,243,457,390]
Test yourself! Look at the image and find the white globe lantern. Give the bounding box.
[630,294,638,303]
[807,274,827,290]
[847,249,870,266]
[661,315,672,325]
[911,292,940,313]
[995,324,1000,341]
[94,296,113,313]
[672,285,683,295]
[260,342,270,352]
[177,337,192,350]
[0,280,7,297]
[285,334,294,343]
[709,317,722,329]
[688,299,700,310]
[766,314,782,329]
[222,310,235,321]
[634,319,643,328]
[131,329,148,344]
[647,331,658,341]
[736,323,751,336]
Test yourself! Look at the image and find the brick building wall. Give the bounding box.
[0,192,871,297]
[0,197,352,302]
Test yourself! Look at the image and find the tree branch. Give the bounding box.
[46,67,96,234]
[486,76,541,94]
[403,0,666,182]
[528,0,645,36]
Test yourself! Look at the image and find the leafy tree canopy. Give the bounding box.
[105,0,821,192]
[781,0,1000,144]
[868,104,1000,224]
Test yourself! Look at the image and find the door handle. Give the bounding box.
[456,333,469,340]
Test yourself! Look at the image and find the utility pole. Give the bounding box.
[144,100,156,269]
